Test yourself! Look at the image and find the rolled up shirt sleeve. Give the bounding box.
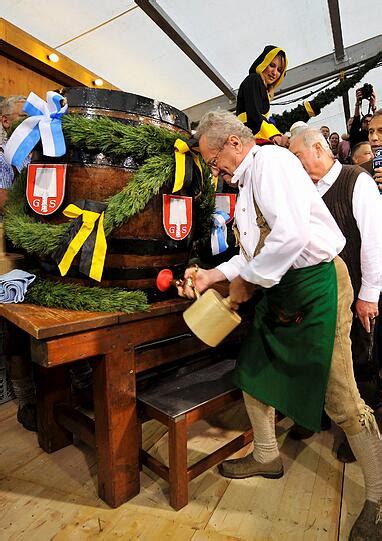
[217,253,248,282]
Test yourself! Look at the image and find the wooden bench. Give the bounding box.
[138,357,253,510]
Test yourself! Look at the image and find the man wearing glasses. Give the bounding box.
[178,110,382,540]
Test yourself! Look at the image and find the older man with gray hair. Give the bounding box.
[179,110,382,540]
[289,127,382,473]
[289,127,381,397]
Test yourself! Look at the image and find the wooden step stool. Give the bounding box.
[138,358,253,510]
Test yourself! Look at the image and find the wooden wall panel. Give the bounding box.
[0,18,118,91]
[0,56,61,98]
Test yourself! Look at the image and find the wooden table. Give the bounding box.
[0,299,220,508]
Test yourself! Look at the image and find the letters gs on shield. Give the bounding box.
[162,194,192,241]
[26,164,66,216]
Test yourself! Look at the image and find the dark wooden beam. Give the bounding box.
[327,0,345,61]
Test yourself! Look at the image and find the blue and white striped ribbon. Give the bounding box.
[4,91,68,169]
[211,210,229,255]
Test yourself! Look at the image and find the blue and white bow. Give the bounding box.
[211,210,229,255]
[4,91,68,169]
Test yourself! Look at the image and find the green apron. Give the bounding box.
[234,261,337,432]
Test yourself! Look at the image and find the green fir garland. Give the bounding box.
[272,51,382,133]
[62,115,180,160]
[25,278,149,313]
[4,115,215,312]
[104,154,175,234]
[4,117,215,253]
[4,156,177,254]
[4,171,68,255]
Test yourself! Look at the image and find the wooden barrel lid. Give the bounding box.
[64,88,189,132]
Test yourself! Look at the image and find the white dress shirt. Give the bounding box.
[217,145,345,288]
[316,160,382,302]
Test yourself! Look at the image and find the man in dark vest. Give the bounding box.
[179,111,382,541]
[289,128,382,463]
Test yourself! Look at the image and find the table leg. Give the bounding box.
[168,415,188,510]
[93,342,140,508]
[34,364,73,453]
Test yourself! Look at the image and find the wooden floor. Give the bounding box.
[0,400,365,541]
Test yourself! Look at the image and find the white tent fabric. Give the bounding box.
[2,0,382,134]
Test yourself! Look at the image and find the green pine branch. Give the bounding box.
[26,278,149,313]
[3,115,214,312]
[62,115,182,160]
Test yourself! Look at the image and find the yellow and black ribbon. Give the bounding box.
[303,100,316,118]
[173,138,203,193]
[53,200,107,282]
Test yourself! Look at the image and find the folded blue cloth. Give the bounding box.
[0,269,36,304]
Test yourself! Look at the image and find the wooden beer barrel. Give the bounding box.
[34,88,194,292]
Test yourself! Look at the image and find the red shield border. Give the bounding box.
[26,164,66,216]
[163,194,192,240]
[214,193,236,223]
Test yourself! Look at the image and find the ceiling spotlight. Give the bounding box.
[48,53,59,63]
[93,78,104,87]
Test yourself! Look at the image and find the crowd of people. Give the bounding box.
[286,97,377,168]
[309,87,377,168]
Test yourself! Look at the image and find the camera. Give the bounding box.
[359,83,373,100]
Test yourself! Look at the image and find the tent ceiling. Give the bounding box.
[2,0,381,118]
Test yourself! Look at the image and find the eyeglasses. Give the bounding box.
[206,139,228,170]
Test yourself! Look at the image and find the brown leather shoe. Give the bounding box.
[218,454,284,479]
[349,500,382,540]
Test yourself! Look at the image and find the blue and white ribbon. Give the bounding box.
[211,210,229,255]
[4,91,68,169]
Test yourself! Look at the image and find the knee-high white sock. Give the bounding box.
[347,413,382,503]
[243,391,279,463]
